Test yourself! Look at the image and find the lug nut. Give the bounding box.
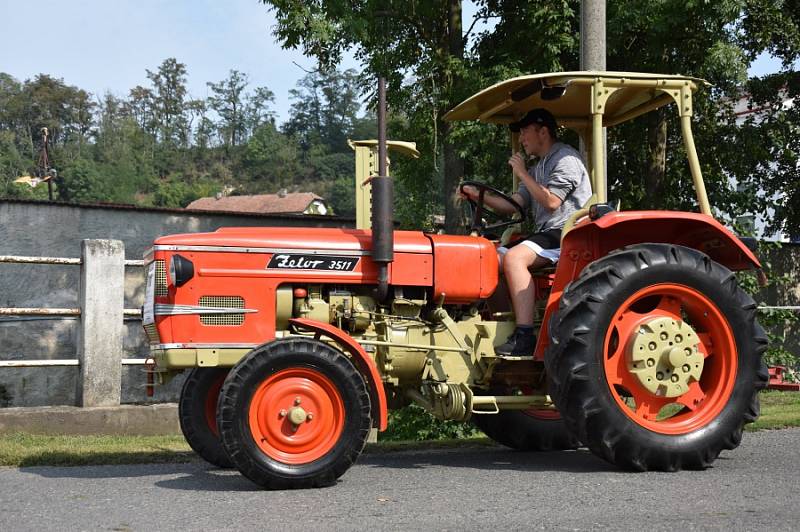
[656,371,664,380]
[648,342,657,351]
[675,334,683,343]
[307,413,314,421]
[279,409,287,418]
[682,364,691,373]
[660,332,669,341]
[671,374,679,383]
[294,397,301,406]
[647,359,655,367]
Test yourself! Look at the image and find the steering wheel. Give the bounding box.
[459,180,526,236]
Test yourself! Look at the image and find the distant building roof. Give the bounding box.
[186,192,329,215]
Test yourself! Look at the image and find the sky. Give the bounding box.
[0,0,360,124]
[0,1,785,126]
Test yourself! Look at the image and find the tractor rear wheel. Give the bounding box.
[472,408,578,451]
[178,367,233,468]
[218,338,372,489]
[545,244,768,471]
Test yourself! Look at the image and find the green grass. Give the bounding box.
[0,434,193,468]
[746,390,800,431]
[0,391,797,468]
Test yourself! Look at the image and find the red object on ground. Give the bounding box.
[767,366,800,391]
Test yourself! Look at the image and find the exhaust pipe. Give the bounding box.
[372,77,393,301]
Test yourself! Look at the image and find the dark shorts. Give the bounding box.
[510,228,561,251]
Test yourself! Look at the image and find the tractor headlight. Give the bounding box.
[169,254,194,287]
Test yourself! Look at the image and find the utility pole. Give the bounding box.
[580,0,607,197]
[580,0,606,72]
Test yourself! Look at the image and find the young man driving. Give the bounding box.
[461,108,591,355]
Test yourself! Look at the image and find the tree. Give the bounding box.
[245,86,277,138]
[263,0,470,231]
[244,122,304,189]
[284,68,363,153]
[208,70,249,147]
[58,158,106,202]
[146,58,189,148]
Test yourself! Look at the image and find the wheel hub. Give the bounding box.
[287,406,308,426]
[628,316,704,397]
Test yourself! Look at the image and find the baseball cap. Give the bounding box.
[509,108,558,133]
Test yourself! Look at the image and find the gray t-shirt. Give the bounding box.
[516,142,592,232]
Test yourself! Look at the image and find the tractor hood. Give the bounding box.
[152,227,432,254]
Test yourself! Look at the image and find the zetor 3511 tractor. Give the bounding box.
[143,72,767,489]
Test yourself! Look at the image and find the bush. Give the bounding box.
[379,404,480,441]
[737,241,800,379]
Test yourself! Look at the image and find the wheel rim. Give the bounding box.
[523,408,562,420]
[248,368,345,465]
[517,386,562,420]
[204,372,226,437]
[603,283,737,435]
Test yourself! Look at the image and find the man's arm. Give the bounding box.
[508,154,563,212]
[460,185,524,216]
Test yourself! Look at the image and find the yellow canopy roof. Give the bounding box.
[444,71,709,127]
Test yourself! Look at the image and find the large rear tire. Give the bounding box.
[545,244,768,471]
[178,367,233,468]
[219,338,372,489]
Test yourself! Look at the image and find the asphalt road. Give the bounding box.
[1,429,798,531]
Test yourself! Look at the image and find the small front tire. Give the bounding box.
[219,338,372,489]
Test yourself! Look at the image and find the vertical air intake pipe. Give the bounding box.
[372,76,393,302]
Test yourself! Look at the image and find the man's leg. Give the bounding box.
[495,244,550,355]
[503,244,550,326]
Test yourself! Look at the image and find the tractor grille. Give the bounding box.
[143,323,161,344]
[154,260,168,296]
[199,296,245,326]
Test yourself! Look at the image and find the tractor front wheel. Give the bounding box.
[218,338,372,489]
[545,244,768,471]
[178,367,233,468]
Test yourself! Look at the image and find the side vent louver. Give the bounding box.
[199,296,245,326]
[154,260,168,296]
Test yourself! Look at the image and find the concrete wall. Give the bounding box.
[0,199,351,407]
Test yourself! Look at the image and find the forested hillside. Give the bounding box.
[1,1,799,239]
[0,59,375,216]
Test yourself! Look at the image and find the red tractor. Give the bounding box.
[143,72,766,488]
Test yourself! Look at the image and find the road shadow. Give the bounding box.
[20,460,257,491]
[18,446,621,494]
[360,446,619,474]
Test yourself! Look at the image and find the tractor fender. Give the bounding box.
[534,211,761,360]
[564,210,761,271]
[289,318,388,431]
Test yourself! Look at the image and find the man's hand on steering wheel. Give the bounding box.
[458,180,526,236]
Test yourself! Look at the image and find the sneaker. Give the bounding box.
[495,327,537,356]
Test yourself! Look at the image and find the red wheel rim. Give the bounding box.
[523,408,562,420]
[204,372,226,437]
[248,368,345,465]
[603,283,737,435]
[517,386,561,420]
